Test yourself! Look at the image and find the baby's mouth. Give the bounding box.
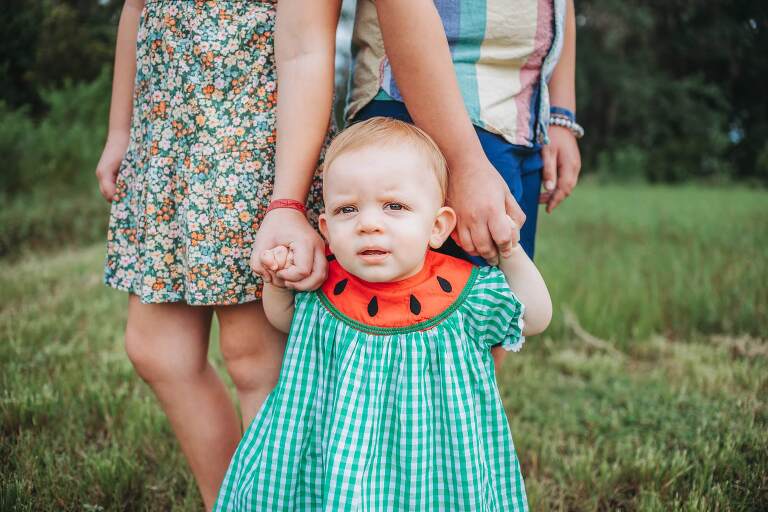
[357,248,390,262]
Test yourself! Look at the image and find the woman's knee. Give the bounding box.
[124,324,206,384]
[125,297,212,384]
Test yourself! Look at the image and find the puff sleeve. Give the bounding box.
[460,266,526,351]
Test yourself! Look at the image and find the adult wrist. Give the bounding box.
[106,130,130,145]
[441,136,488,172]
[265,198,307,217]
[548,107,584,139]
[446,148,494,178]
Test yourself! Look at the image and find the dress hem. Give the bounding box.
[103,276,262,306]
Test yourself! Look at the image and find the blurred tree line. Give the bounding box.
[3,0,767,188]
[0,0,766,255]
[1,0,122,112]
[0,0,122,255]
[576,0,768,182]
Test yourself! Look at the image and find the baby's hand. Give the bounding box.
[261,245,293,271]
[260,245,294,287]
[507,215,520,243]
[497,215,521,261]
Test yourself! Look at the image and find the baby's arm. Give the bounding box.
[260,246,297,333]
[498,240,553,337]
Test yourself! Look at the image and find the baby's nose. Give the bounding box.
[356,210,384,233]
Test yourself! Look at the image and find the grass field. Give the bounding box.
[1,183,767,511]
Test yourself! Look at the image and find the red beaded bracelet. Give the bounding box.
[265,198,307,216]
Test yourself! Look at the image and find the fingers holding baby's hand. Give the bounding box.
[258,249,277,285]
[273,246,293,269]
[260,246,291,270]
[260,246,294,286]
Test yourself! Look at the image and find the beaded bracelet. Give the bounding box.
[548,114,585,139]
[265,198,307,216]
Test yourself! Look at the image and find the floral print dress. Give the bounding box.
[104,0,325,305]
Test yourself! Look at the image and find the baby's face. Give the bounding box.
[319,144,454,283]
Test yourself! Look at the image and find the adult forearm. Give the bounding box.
[375,0,486,171]
[272,55,335,201]
[108,0,143,140]
[548,0,576,111]
[272,1,339,202]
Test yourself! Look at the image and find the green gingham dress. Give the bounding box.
[214,251,529,511]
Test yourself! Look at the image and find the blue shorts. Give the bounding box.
[352,99,543,261]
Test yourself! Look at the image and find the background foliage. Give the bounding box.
[1,0,767,258]
[3,0,768,192]
[576,0,768,183]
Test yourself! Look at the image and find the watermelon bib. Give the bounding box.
[318,250,477,331]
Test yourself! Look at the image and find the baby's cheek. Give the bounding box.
[392,237,427,267]
[327,233,342,256]
[403,221,433,246]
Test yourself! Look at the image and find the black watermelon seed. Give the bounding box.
[437,276,452,293]
[367,296,378,317]
[409,295,421,315]
[326,254,336,262]
[333,279,348,295]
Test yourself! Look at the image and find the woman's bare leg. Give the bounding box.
[216,301,287,427]
[125,295,240,511]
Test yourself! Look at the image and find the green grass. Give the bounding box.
[538,182,768,341]
[1,183,767,510]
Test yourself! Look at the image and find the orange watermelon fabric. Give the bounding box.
[320,250,475,329]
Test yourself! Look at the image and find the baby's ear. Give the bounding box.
[429,206,457,249]
[318,213,330,242]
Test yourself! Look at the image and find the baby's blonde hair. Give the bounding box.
[322,117,448,200]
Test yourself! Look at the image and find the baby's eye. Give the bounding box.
[337,205,357,214]
[384,202,405,211]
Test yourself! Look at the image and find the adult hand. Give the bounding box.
[540,125,581,213]
[250,208,327,291]
[95,132,130,201]
[448,158,526,265]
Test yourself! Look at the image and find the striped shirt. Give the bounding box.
[346,0,566,147]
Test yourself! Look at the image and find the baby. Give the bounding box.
[214,117,551,511]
